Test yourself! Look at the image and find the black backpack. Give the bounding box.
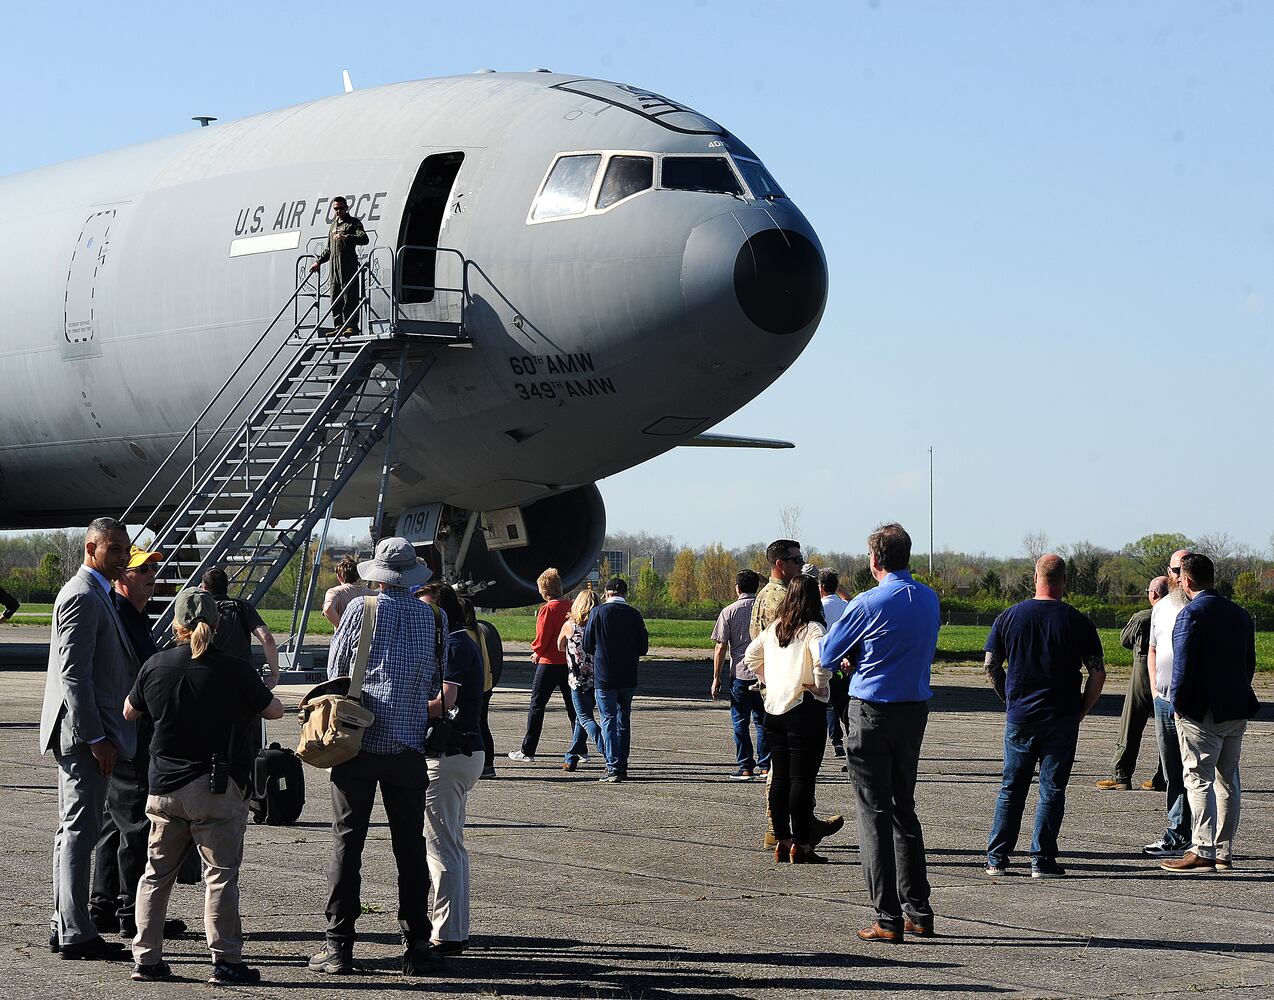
[249,742,306,825]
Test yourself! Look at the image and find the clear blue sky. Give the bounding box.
[8,1,1271,558]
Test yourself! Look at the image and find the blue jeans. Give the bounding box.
[729,678,769,771]
[987,715,1080,867]
[566,687,606,763]
[595,686,635,776]
[1153,696,1192,848]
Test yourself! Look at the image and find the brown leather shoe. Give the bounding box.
[774,839,793,863]
[856,922,902,943]
[1160,851,1215,874]
[904,917,935,937]
[1095,777,1131,790]
[562,760,577,772]
[1141,778,1165,792]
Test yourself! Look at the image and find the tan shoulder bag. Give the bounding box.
[296,596,379,768]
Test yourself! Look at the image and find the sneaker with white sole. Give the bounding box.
[1031,862,1067,879]
[1142,840,1185,858]
[984,863,1009,877]
[507,750,535,762]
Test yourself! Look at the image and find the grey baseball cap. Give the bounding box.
[174,588,219,629]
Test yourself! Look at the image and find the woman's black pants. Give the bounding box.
[763,694,827,844]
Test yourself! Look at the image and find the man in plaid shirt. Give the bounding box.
[310,537,445,979]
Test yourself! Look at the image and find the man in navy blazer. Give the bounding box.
[583,577,649,783]
[1159,553,1260,874]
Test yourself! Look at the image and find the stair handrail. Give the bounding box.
[132,263,382,571]
[121,257,378,537]
[393,245,468,331]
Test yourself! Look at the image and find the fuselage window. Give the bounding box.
[733,156,786,200]
[532,154,602,220]
[660,156,743,196]
[597,155,654,209]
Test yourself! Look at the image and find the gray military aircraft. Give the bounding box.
[0,71,826,608]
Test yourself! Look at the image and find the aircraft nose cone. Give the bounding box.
[733,228,827,336]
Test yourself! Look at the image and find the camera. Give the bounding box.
[210,753,230,795]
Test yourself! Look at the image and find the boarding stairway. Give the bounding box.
[121,245,469,643]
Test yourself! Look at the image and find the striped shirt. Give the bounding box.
[328,588,444,754]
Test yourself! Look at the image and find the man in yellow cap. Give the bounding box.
[90,546,185,942]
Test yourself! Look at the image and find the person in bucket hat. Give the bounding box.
[311,537,446,978]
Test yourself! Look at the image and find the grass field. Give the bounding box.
[10,607,1274,671]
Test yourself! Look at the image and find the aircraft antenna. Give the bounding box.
[192,116,217,128]
[342,69,354,94]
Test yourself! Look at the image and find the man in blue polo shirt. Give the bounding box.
[822,522,940,944]
[983,554,1106,879]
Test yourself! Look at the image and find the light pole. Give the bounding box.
[928,446,934,576]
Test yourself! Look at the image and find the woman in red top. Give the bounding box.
[507,568,578,762]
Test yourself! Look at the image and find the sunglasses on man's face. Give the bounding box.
[130,563,158,576]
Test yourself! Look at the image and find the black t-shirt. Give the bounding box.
[211,597,267,663]
[985,599,1103,724]
[443,630,484,743]
[128,644,274,794]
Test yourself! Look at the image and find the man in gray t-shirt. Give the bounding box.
[711,570,768,778]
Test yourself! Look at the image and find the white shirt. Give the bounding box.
[743,621,830,716]
[85,566,112,596]
[1148,594,1186,699]
[821,593,848,628]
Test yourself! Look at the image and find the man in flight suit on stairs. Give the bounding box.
[309,196,370,336]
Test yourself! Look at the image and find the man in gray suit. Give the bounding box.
[39,517,138,960]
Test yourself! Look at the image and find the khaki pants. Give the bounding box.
[132,778,248,965]
[1176,713,1245,862]
[425,752,484,943]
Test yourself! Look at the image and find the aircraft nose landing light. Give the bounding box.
[734,228,827,336]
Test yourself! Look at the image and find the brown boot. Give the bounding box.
[811,814,845,846]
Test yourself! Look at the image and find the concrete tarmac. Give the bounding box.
[1,636,1271,999]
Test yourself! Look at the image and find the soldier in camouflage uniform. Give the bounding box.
[750,539,803,640]
[309,196,370,336]
[751,539,846,849]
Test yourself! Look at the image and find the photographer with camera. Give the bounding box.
[122,589,283,985]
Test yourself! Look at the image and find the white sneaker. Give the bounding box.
[507,750,535,762]
[579,755,590,763]
[1142,841,1184,858]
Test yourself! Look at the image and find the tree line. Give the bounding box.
[3,527,1272,629]
[601,529,1274,627]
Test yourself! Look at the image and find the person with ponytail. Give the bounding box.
[557,587,606,771]
[123,589,283,985]
[743,574,830,864]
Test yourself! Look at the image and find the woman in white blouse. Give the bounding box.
[744,575,831,864]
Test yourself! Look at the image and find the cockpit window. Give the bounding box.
[661,156,743,196]
[597,156,654,209]
[734,156,786,200]
[532,154,602,220]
